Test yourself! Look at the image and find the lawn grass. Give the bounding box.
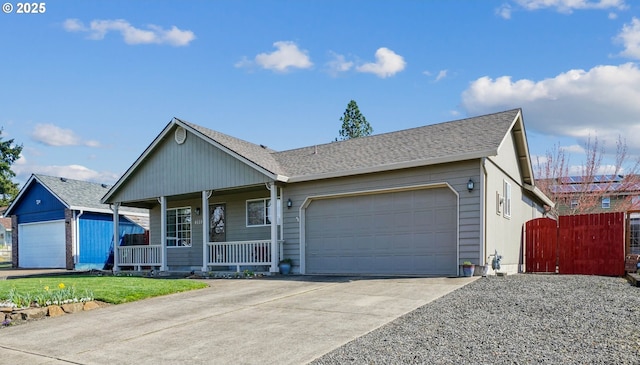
[0,275,209,305]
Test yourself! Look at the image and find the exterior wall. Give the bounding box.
[108,127,272,203]
[555,194,637,215]
[65,209,74,270]
[148,188,274,270]
[77,213,145,270]
[12,183,66,224]
[282,161,482,274]
[485,131,546,274]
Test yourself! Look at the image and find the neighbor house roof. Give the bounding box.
[103,108,552,206]
[6,174,148,219]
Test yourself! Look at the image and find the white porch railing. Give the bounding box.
[118,245,162,270]
[206,240,284,272]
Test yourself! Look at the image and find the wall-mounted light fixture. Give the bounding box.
[467,179,475,192]
[287,198,293,209]
[195,207,201,216]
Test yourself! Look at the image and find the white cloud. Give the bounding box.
[239,41,313,72]
[325,52,353,76]
[461,63,640,153]
[514,0,627,13]
[615,17,640,59]
[356,47,406,78]
[496,4,513,19]
[30,124,101,147]
[63,18,195,46]
[435,70,448,82]
[14,161,119,187]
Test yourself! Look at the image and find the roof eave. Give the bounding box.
[286,150,494,183]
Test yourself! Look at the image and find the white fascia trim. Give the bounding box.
[298,182,460,275]
[69,206,149,217]
[524,184,555,208]
[288,151,496,184]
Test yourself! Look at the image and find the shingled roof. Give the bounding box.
[7,174,148,217]
[174,108,521,182]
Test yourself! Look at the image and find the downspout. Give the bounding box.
[481,157,488,268]
[74,210,85,267]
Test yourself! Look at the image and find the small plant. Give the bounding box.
[462,261,473,266]
[279,258,293,266]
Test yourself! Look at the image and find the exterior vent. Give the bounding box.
[60,177,67,182]
[101,183,108,188]
[175,126,187,144]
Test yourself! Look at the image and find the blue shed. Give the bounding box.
[5,174,149,270]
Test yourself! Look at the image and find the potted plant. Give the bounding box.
[278,258,293,275]
[461,261,475,277]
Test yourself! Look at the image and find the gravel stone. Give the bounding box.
[311,274,640,365]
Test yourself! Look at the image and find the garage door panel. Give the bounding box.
[18,221,66,269]
[306,188,457,276]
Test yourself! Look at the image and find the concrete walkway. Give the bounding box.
[0,276,476,365]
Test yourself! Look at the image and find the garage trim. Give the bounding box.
[298,182,459,274]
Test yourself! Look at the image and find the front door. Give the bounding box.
[209,204,226,242]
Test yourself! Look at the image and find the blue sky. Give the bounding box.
[2,0,639,188]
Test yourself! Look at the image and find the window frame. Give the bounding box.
[570,198,579,210]
[166,206,192,248]
[503,180,512,218]
[246,198,281,227]
[601,196,611,209]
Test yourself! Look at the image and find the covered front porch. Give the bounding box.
[110,182,286,274]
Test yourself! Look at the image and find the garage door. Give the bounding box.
[18,221,66,268]
[305,188,457,276]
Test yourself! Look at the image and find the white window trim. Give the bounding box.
[602,197,611,209]
[246,198,282,227]
[166,206,192,248]
[570,198,579,210]
[503,180,512,219]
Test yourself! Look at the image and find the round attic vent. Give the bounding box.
[175,126,187,144]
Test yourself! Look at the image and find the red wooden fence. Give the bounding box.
[525,212,625,276]
[525,218,557,273]
[558,213,625,276]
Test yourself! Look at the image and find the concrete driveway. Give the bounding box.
[0,275,476,365]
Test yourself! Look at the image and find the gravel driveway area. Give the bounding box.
[312,274,640,364]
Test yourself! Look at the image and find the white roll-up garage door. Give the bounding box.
[18,220,66,268]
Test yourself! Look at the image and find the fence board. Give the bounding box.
[558,212,625,276]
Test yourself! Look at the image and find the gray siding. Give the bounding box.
[110,127,272,203]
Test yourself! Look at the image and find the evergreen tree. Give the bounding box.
[337,100,373,140]
[0,129,23,206]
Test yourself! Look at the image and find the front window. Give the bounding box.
[246,198,281,226]
[602,197,611,209]
[166,207,192,247]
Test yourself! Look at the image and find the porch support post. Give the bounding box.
[201,190,211,273]
[160,196,167,271]
[269,182,278,273]
[112,203,120,272]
